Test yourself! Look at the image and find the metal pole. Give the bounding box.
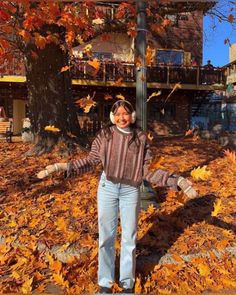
[136,1,159,210]
[136,0,147,131]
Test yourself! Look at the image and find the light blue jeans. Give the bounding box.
[97,172,140,289]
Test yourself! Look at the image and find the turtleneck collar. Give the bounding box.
[116,126,132,134]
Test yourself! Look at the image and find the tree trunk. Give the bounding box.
[24,26,87,155]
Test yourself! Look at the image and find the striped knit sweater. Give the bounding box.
[68,126,178,189]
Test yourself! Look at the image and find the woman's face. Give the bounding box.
[113,106,132,129]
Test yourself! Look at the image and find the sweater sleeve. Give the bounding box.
[67,134,102,177]
[143,141,178,190]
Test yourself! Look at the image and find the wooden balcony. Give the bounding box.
[0,61,226,91]
[71,61,226,91]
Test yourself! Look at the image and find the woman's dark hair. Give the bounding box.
[111,100,134,115]
[99,100,141,147]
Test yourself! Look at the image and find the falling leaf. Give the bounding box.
[75,92,96,113]
[166,83,181,100]
[185,129,194,136]
[104,94,113,100]
[60,65,71,73]
[147,132,154,141]
[87,58,100,71]
[84,44,92,52]
[211,199,222,217]
[92,18,104,25]
[44,125,61,133]
[228,14,235,23]
[116,94,125,100]
[147,91,162,102]
[190,165,212,181]
[114,77,123,86]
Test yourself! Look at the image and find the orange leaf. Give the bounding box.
[228,14,235,23]
[185,128,194,136]
[114,77,123,86]
[34,33,47,49]
[224,149,236,163]
[75,93,96,113]
[104,94,113,100]
[134,276,142,294]
[149,156,165,171]
[44,125,60,133]
[147,132,154,141]
[87,58,100,71]
[60,65,71,73]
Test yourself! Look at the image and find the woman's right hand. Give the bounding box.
[37,163,68,179]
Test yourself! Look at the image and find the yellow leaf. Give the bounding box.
[59,242,70,252]
[11,271,20,280]
[44,125,61,133]
[211,199,222,217]
[197,263,210,276]
[116,94,125,100]
[8,219,17,227]
[147,91,162,102]
[84,44,92,52]
[92,18,104,25]
[21,277,33,294]
[52,273,69,289]
[190,165,212,181]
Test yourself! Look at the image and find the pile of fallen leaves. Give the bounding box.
[0,137,235,294]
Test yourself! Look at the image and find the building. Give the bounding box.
[0,0,226,135]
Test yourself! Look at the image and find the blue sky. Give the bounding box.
[203,15,236,67]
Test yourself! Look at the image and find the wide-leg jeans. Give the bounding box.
[97,172,140,289]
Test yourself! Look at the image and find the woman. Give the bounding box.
[37,100,197,293]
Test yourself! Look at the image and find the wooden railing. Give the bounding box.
[1,59,226,87]
[72,61,226,86]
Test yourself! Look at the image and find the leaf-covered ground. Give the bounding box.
[0,136,235,294]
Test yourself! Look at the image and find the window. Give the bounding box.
[156,50,184,65]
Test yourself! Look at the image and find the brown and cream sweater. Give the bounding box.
[68,126,178,189]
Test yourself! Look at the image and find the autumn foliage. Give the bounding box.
[0,136,235,294]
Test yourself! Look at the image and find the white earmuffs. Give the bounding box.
[110,111,136,124]
[110,100,136,124]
